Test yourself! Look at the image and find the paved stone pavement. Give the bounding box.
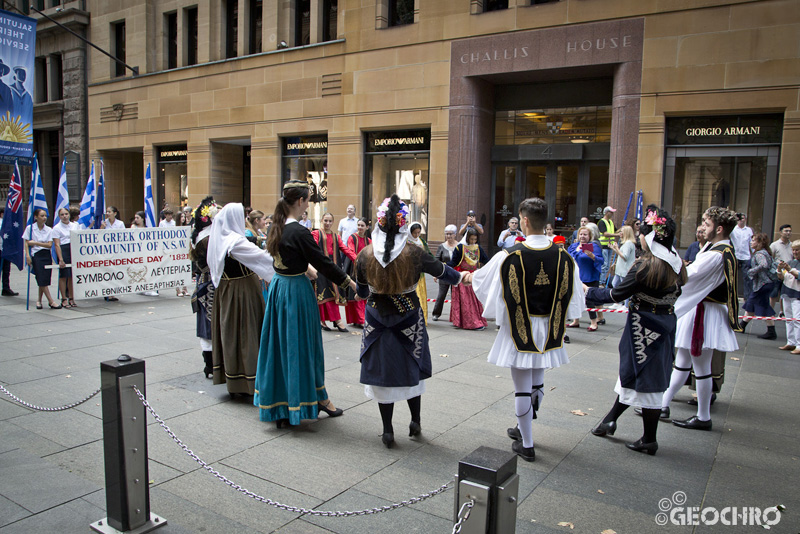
[0,271,798,533]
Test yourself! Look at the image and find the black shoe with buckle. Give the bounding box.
[512,440,535,462]
[626,438,658,456]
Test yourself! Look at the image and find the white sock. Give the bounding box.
[662,348,692,409]
[510,367,534,448]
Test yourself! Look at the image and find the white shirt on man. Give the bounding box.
[730,225,752,260]
[338,216,358,244]
[771,239,793,263]
[159,219,176,228]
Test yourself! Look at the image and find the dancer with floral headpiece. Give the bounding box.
[190,196,220,378]
[255,180,357,428]
[355,195,465,448]
[587,204,687,456]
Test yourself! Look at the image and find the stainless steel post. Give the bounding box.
[453,446,519,534]
[91,355,167,534]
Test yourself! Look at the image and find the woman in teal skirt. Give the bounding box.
[255,180,357,428]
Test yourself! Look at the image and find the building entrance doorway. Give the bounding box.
[492,160,609,250]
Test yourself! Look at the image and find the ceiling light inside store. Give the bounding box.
[570,137,591,144]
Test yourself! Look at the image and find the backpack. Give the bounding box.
[767,255,780,282]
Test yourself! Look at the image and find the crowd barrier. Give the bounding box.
[1,355,519,534]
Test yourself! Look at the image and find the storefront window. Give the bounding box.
[282,135,327,229]
[365,130,430,233]
[495,106,612,145]
[665,114,782,249]
[157,145,188,210]
[673,156,767,248]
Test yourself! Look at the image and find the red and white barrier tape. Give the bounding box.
[584,308,797,322]
[425,300,795,321]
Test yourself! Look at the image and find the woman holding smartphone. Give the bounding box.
[567,226,603,330]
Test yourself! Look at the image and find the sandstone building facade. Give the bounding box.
[80,0,798,247]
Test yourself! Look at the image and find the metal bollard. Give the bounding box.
[453,446,519,534]
[91,355,167,534]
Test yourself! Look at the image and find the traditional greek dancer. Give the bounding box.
[660,206,741,430]
[472,197,584,461]
[355,195,464,448]
[587,205,687,456]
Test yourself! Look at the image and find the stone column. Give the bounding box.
[61,47,88,187]
[186,143,211,208]
[446,76,494,239]
[609,60,642,224]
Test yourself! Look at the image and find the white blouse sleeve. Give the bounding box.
[229,238,275,283]
[472,249,508,323]
[673,251,724,319]
[566,257,586,321]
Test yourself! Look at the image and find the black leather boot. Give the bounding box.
[758,326,777,340]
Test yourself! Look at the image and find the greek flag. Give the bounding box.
[25,154,48,233]
[54,158,69,214]
[78,161,96,228]
[144,163,156,227]
[93,159,105,229]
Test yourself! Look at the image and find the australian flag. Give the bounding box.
[0,161,25,270]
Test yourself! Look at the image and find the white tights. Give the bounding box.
[661,348,713,421]
[510,367,545,448]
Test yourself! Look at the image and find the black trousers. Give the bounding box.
[432,281,450,318]
[1,258,10,290]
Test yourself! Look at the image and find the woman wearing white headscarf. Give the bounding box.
[586,205,687,456]
[208,203,275,397]
[355,195,465,448]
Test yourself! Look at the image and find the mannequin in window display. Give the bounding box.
[318,165,328,217]
[411,174,427,225]
[306,173,319,227]
[396,170,414,201]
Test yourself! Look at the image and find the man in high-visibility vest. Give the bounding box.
[598,206,620,287]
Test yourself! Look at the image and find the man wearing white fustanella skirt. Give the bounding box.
[660,206,742,430]
[470,197,584,462]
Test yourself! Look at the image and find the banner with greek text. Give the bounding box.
[0,9,36,161]
[71,227,191,300]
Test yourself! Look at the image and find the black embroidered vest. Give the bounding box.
[703,242,742,332]
[500,242,575,353]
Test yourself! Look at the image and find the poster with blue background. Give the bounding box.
[0,9,35,161]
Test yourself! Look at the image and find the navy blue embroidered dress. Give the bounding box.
[356,245,461,402]
[586,261,682,408]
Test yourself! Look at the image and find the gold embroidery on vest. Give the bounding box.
[515,307,528,344]
[558,260,569,299]
[534,262,550,285]
[274,254,287,270]
[509,264,521,303]
[553,301,563,337]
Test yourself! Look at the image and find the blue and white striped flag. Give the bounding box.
[78,161,96,228]
[54,157,69,214]
[93,159,105,229]
[25,154,48,233]
[144,163,157,227]
[635,190,644,220]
